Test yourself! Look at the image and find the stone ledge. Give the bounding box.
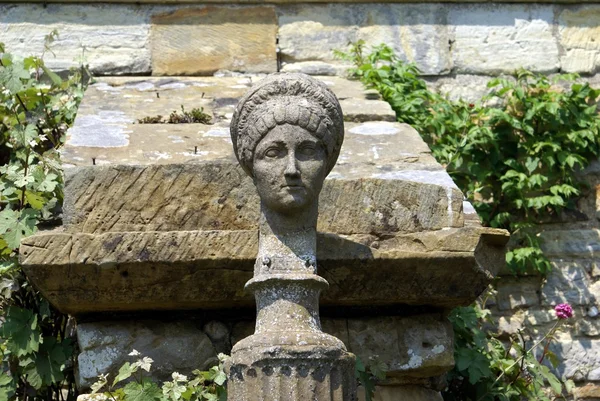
[20,226,508,315]
[63,164,464,235]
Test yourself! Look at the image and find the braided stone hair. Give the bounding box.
[230,73,344,177]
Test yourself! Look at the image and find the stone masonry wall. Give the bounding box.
[4,1,600,397]
[491,163,600,400]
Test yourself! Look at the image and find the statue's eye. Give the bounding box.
[299,145,316,156]
[265,148,282,158]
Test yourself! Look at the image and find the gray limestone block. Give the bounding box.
[541,261,595,307]
[76,320,217,390]
[495,277,542,311]
[448,4,559,75]
[234,314,453,380]
[277,4,452,75]
[0,4,152,75]
[549,335,600,382]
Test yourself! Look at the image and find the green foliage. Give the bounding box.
[338,41,594,401]
[92,351,228,401]
[137,105,211,124]
[338,40,600,275]
[446,302,573,401]
[0,32,88,401]
[355,356,387,401]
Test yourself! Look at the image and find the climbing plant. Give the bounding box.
[0,32,88,400]
[336,40,599,400]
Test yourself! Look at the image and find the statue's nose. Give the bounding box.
[284,154,300,177]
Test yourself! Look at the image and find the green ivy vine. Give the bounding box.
[336,40,599,400]
[0,32,88,401]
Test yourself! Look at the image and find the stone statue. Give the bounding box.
[227,73,357,400]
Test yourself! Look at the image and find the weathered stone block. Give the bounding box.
[77,320,217,389]
[495,277,541,311]
[550,333,600,381]
[0,4,151,75]
[558,6,600,74]
[347,315,454,379]
[20,226,507,314]
[278,4,452,75]
[150,6,277,75]
[61,164,463,234]
[449,4,559,74]
[541,230,600,258]
[233,315,452,381]
[542,261,594,306]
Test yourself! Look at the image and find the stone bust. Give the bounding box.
[230,73,344,218]
[227,73,356,401]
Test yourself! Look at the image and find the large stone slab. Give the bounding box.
[150,6,277,75]
[277,4,452,75]
[449,4,559,74]
[20,226,507,315]
[558,7,600,74]
[77,320,217,389]
[0,4,151,75]
[61,164,463,234]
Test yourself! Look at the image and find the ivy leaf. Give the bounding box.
[0,306,41,356]
[123,378,162,401]
[10,124,37,148]
[25,190,46,210]
[0,58,31,94]
[113,361,137,387]
[0,372,16,401]
[21,337,71,389]
[0,208,39,250]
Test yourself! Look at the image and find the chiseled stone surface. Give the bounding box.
[277,3,452,75]
[347,315,453,379]
[60,164,462,234]
[0,3,151,75]
[558,7,600,74]
[77,320,217,389]
[150,6,277,75]
[20,226,507,314]
[449,4,559,74]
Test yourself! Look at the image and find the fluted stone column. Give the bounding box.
[227,73,356,401]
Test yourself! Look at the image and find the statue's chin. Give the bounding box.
[262,194,313,216]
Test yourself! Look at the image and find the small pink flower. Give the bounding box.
[555,303,573,319]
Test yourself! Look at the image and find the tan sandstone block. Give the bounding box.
[559,7,600,73]
[150,6,277,75]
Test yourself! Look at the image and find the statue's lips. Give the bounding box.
[281,184,304,190]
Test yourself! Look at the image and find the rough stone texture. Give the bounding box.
[20,226,507,315]
[277,4,452,75]
[495,277,541,311]
[225,314,452,385]
[60,164,462,234]
[347,315,453,379]
[558,7,600,74]
[2,3,600,81]
[76,320,217,389]
[150,6,277,75]
[449,4,559,74]
[0,4,151,75]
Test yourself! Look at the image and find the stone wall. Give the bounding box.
[489,163,600,400]
[5,1,600,398]
[2,3,600,84]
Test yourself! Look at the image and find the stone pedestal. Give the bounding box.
[19,76,508,399]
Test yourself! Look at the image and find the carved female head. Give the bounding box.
[231,73,344,214]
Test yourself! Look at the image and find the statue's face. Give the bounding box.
[253,124,327,214]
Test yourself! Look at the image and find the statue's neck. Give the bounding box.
[255,202,318,275]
